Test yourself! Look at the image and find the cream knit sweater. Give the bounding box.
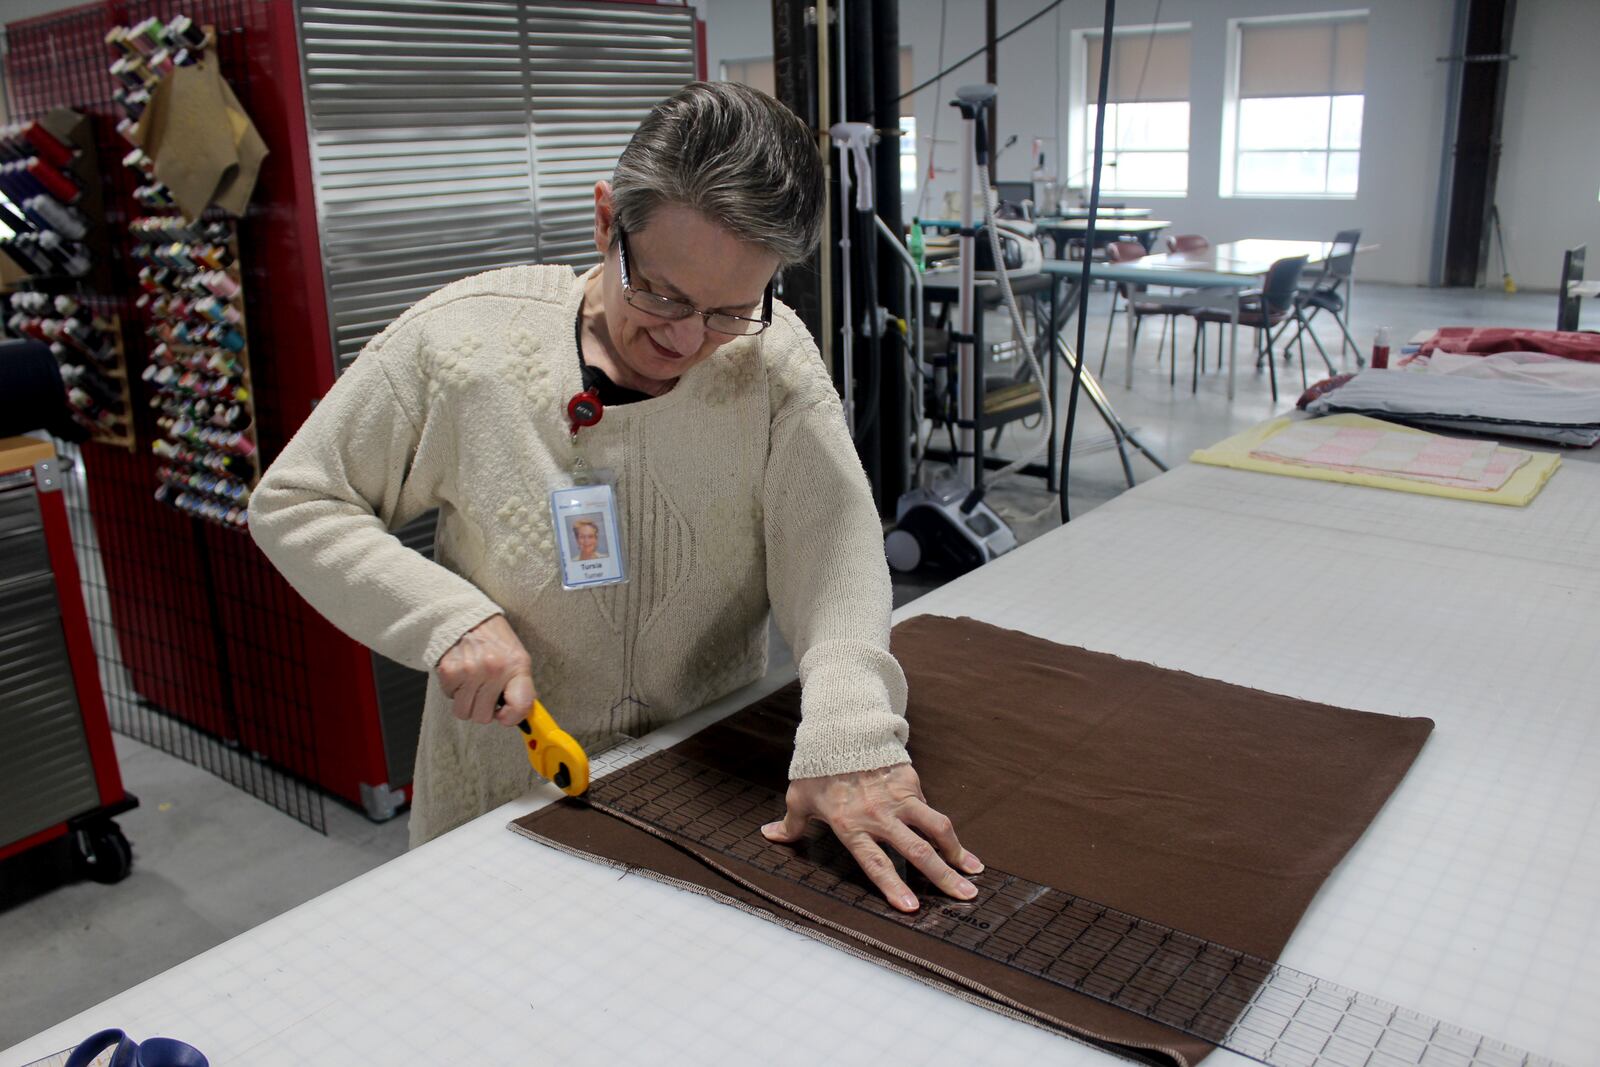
[249,265,910,844]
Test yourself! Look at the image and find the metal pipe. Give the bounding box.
[815,0,833,380]
[876,215,924,464]
[874,214,923,396]
[957,105,977,487]
[835,0,854,434]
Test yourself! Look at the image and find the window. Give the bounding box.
[899,116,918,194]
[1225,15,1366,198]
[1079,27,1191,196]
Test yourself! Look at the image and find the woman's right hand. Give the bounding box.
[436,615,537,726]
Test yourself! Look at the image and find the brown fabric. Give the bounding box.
[513,615,1433,1065]
[135,61,268,219]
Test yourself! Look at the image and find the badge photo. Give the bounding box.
[550,483,626,589]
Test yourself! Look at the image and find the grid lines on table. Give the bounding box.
[3,783,1091,1067]
[585,751,1562,1067]
[898,462,1600,1065]
[9,459,1597,1067]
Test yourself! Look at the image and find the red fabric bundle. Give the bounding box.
[1417,326,1600,362]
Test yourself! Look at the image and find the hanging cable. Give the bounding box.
[897,0,1070,103]
[1061,0,1117,525]
[972,155,1052,491]
[1128,0,1165,106]
[915,0,950,221]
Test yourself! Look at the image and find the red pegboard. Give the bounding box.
[5,2,383,822]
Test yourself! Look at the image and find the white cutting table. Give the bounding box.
[7,456,1599,1066]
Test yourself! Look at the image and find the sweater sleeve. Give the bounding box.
[247,314,503,671]
[763,328,910,781]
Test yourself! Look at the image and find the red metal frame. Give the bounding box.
[0,823,70,864]
[0,449,126,865]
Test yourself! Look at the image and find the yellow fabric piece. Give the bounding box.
[1191,414,1561,506]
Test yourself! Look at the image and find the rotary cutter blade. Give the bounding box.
[514,700,590,796]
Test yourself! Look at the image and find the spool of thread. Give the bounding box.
[27,157,82,204]
[105,25,134,56]
[129,17,165,54]
[123,147,157,178]
[109,56,149,90]
[204,270,241,299]
[25,195,88,239]
[21,122,76,168]
[169,15,210,50]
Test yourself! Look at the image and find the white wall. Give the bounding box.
[702,0,1458,285]
[1495,0,1600,292]
[0,0,80,22]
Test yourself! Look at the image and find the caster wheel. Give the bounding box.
[885,528,922,573]
[75,821,133,884]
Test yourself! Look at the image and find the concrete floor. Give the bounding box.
[0,281,1585,1050]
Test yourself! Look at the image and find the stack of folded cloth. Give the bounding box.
[1250,419,1530,492]
[1302,349,1600,446]
[1192,413,1561,506]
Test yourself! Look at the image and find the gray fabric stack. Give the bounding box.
[1305,366,1600,447]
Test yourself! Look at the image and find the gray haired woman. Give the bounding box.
[249,82,980,911]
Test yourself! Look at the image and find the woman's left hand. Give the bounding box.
[761,763,983,913]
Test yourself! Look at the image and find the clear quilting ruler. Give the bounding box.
[567,745,1563,1067]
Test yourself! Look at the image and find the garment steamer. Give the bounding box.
[885,85,1026,575]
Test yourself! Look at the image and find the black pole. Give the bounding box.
[842,0,880,497]
[985,0,998,165]
[872,0,907,513]
[770,0,823,340]
[1441,0,1517,287]
[1061,0,1116,525]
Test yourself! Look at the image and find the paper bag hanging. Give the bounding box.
[133,57,267,219]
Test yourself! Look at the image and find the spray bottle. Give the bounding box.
[1371,326,1392,370]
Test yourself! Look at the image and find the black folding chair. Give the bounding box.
[1191,256,1308,403]
[1274,229,1362,376]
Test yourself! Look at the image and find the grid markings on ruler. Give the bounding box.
[578,747,1561,1067]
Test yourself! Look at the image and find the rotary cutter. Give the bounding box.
[515,700,590,796]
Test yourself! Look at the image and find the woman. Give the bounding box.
[571,518,603,561]
[249,82,979,912]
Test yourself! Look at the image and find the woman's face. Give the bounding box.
[592,184,779,389]
[575,522,599,559]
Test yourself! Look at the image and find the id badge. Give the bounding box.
[550,482,626,590]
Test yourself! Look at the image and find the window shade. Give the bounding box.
[297,0,698,374]
[1238,18,1367,99]
[722,58,775,97]
[1086,30,1191,104]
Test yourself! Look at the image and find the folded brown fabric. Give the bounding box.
[134,60,268,219]
[513,615,1433,1065]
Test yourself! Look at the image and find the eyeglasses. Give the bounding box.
[617,229,773,336]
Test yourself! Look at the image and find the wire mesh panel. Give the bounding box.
[5,1,327,831]
[57,441,325,829]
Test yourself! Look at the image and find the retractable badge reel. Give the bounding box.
[551,387,626,590]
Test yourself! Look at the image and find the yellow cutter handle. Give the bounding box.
[515,699,590,796]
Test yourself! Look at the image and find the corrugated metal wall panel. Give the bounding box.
[298,0,698,374]
[0,484,98,846]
